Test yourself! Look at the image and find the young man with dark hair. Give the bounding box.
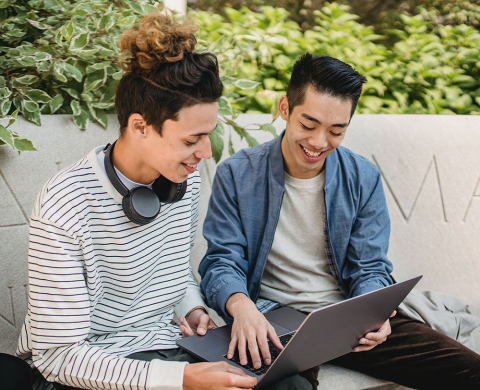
[199,54,480,389]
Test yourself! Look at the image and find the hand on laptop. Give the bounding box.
[179,310,217,337]
[225,293,284,370]
[354,310,396,352]
[183,361,257,390]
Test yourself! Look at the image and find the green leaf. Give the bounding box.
[100,79,119,102]
[26,18,51,30]
[0,124,14,147]
[76,48,99,57]
[11,75,39,87]
[0,0,13,9]
[105,16,116,32]
[64,63,83,82]
[244,131,259,148]
[228,133,235,156]
[84,69,106,93]
[210,120,225,163]
[0,87,11,99]
[34,52,52,61]
[23,100,39,112]
[23,88,52,103]
[61,20,74,42]
[71,100,81,116]
[81,92,94,102]
[218,96,233,116]
[49,94,63,113]
[53,62,67,82]
[116,15,136,28]
[73,108,90,130]
[86,61,111,73]
[259,123,277,137]
[270,94,280,121]
[14,57,35,67]
[0,98,11,116]
[99,11,115,27]
[23,108,41,125]
[13,136,36,151]
[234,79,260,90]
[62,87,81,99]
[70,32,90,51]
[88,103,107,129]
[112,70,124,80]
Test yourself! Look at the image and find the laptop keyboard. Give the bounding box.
[224,331,296,376]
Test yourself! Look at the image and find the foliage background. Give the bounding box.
[1,0,479,160]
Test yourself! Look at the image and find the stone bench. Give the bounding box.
[1,114,479,389]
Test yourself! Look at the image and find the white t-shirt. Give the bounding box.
[260,170,345,312]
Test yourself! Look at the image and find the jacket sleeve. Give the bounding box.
[199,163,250,320]
[346,169,394,297]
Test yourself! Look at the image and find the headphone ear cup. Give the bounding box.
[153,177,187,203]
[122,187,161,225]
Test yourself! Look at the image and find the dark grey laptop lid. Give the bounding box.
[256,275,422,389]
[177,276,422,389]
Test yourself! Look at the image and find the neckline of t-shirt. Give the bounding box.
[284,170,326,189]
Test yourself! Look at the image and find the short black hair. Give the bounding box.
[287,54,367,117]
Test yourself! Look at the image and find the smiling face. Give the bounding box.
[145,102,218,183]
[115,102,218,185]
[279,85,353,179]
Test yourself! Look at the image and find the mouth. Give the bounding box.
[300,144,325,162]
[182,162,199,174]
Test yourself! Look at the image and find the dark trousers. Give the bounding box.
[323,312,480,390]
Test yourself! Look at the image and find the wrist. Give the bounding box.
[185,306,207,321]
[226,293,253,317]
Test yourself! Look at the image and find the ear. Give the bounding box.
[127,114,149,139]
[278,95,290,121]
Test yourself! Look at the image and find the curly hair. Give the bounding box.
[115,12,223,135]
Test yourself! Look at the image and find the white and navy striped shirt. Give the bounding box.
[16,146,206,390]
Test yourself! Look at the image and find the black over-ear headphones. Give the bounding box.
[104,142,187,225]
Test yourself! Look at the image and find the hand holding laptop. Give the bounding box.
[226,293,284,369]
[354,310,396,352]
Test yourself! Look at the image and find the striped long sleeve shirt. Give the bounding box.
[16,146,206,390]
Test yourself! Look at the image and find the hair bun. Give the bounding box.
[119,12,198,75]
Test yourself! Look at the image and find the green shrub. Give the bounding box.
[1,1,479,160]
[196,3,480,116]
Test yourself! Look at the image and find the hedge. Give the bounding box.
[1,1,479,160]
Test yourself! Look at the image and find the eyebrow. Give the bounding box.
[190,124,218,137]
[301,113,349,128]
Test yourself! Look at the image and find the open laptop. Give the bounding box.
[177,276,422,389]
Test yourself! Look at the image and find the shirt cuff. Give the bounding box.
[146,359,188,390]
[174,284,207,319]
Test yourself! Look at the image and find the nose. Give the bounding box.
[195,136,212,160]
[309,129,329,150]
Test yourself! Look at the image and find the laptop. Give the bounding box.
[177,276,422,389]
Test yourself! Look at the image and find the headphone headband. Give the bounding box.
[104,142,129,197]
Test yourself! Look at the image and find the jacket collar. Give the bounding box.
[268,130,286,188]
[267,129,339,189]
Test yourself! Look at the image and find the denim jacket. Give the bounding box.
[199,132,393,319]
